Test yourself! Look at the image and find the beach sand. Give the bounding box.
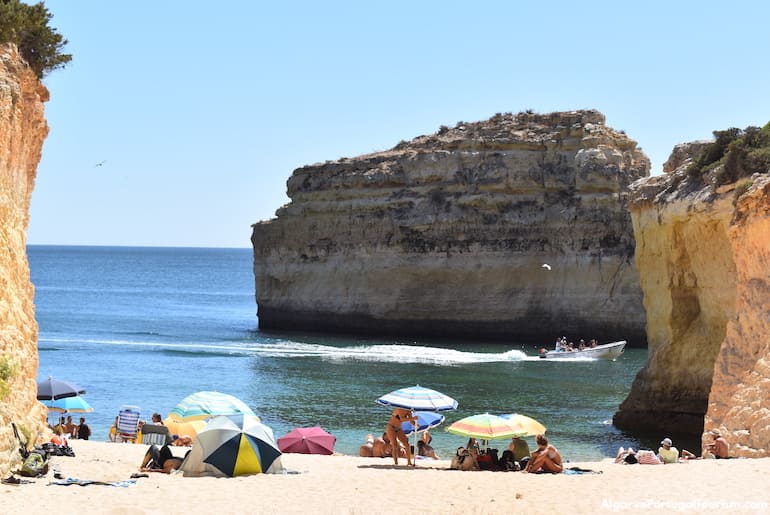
[2,440,768,514]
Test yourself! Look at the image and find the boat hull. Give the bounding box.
[539,340,626,360]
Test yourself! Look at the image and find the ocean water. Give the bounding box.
[29,245,668,461]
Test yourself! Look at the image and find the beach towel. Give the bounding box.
[564,466,603,475]
[49,477,136,487]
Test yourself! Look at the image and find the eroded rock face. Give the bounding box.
[252,110,649,344]
[614,143,770,457]
[0,44,49,475]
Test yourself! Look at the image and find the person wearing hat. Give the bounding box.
[659,437,697,463]
[704,429,729,459]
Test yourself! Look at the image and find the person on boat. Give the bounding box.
[385,408,418,466]
[524,434,563,473]
[704,429,729,459]
[589,339,598,348]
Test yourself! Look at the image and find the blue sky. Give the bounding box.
[27,1,770,248]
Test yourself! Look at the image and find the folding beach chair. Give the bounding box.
[141,424,172,446]
[116,405,141,443]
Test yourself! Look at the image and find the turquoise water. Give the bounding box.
[30,245,656,461]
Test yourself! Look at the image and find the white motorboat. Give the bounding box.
[538,340,626,360]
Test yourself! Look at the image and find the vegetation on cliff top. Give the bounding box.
[688,121,770,186]
[0,0,70,78]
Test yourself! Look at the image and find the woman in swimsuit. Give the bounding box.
[385,408,418,466]
[524,434,563,473]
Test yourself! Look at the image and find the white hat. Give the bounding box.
[660,438,672,447]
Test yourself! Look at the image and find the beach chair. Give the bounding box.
[141,424,172,446]
[116,405,141,443]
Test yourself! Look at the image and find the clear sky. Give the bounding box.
[27,1,770,248]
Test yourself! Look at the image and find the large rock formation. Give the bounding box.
[0,44,49,475]
[252,110,649,344]
[614,142,770,457]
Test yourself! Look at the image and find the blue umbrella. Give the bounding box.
[402,411,445,436]
[376,385,458,411]
[47,395,94,414]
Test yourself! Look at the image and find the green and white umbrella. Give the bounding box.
[169,391,256,422]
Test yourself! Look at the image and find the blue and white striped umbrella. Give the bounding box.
[376,385,458,412]
[169,391,257,422]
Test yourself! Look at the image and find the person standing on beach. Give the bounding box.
[385,408,417,466]
[77,417,91,440]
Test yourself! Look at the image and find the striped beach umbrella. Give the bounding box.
[499,413,546,437]
[376,385,458,412]
[169,391,257,422]
[447,413,528,440]
[180,415,282,477]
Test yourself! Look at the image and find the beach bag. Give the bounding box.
[19,451,49,477]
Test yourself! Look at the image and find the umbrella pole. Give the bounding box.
[411,409,417,467]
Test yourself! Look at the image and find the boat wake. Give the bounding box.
[38,336,530,365]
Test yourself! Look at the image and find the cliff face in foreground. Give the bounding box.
[252,110,649,344]
[0,44,49,475]
[614,143,770,457]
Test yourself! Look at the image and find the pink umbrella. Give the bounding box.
[277,426,336,455]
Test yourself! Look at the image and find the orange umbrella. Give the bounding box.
[163,417,207,439]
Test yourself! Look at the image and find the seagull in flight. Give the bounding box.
[94,160,106,167]
[541,263,552,271]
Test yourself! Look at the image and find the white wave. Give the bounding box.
[38,336,530,364]
[248,342,528,365]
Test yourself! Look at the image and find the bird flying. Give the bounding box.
[541,263,552,270]
[94,160,106,167]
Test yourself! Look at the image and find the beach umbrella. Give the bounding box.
[169,391,257,422]
[181,414,282,477]
[278,426,336,455]
[163,417,208,439]
[47,395,94,414]
[376,385,458,412]
[499,413,546,437]
[402,411,445,436]
[446,413,528,441]
[37,377,86,401]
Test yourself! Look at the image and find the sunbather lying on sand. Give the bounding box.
[140,444,186,473]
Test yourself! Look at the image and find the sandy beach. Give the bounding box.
[2,440,768,515]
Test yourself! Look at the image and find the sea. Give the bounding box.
[29,245,679,462]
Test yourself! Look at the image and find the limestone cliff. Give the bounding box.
[614,142,770,457]
[252,110,649,344]
[0,44,49,475]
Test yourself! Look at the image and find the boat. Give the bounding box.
[538,340,626,360]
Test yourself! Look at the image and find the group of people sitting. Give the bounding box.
[554,336,598,352]
[109,411,165,443]
[50,415,91,443]
[358,429,440,461]
[615,429,730,464]
[451,434,563,473]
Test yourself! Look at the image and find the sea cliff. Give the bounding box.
[614,140,770,456]
[252,110,649,344]
[0,44,49,475]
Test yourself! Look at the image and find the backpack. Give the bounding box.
[19,451,49,477]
